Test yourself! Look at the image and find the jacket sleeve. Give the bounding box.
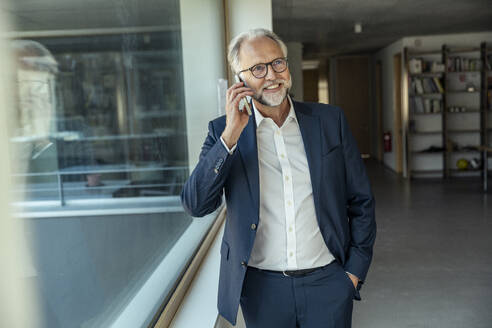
[181,120,237,217]
[339,109,377,284]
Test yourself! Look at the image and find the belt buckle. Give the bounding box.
[282,270,291,277]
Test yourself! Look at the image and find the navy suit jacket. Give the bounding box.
[181,100,376,325]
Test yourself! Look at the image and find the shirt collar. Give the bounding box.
[252,94,297,128]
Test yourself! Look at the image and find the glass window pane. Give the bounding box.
[12,33,189,203]
[6,0,222,327]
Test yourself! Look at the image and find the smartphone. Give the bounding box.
[234,75,252,116]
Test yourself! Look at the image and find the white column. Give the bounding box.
[286,42,303,101]
[227,0,272,41]
[180,0,227,170]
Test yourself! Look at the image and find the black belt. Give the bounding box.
[248,263,331,277]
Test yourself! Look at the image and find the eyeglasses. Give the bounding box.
[238,57,288,79]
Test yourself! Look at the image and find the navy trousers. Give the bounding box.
[240,261,355,328]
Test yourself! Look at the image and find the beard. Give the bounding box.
[252,76,292,107]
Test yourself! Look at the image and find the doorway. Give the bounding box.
[335,56,370,156]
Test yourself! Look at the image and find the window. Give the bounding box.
[6,1,224,327]
[12,32,188,205]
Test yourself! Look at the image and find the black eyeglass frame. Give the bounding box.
[237,57,288,79]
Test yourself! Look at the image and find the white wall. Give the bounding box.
[181,0,227,170]
[168,224,224,328]
[374,39,403,172]
[227,0,272,41]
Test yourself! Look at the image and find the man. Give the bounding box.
[181,28,376,328]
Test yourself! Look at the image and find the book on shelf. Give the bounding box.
[409,57,443,74]
[411,77,443,94]
[415,79,424,94]
[410,97,442,114]
[432,99,442,113]
[447,56,482,72]
[432,77,444,93]
[424,98,431,113]
[431,62,445,73]
[422,78,435,93]
[415,97,425,113]
[422,60,442,73]
[409,58,422,74]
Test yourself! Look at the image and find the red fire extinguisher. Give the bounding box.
[383,131,392,152]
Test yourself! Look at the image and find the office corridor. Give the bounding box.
[353,160,492,328]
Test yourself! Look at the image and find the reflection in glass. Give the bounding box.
[12,33,189,204]
[7,9,209,326]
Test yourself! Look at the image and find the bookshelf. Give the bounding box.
[405,43,491,179]
[444,45,482,178]
[406,47,445,178]
[482,42,492,187]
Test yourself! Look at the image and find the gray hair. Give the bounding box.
[227,28,288,74]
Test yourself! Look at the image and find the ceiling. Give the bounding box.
[272,0,492,59]
[3,0,492,59]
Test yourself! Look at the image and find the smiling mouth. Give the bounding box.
[263,83,282,92]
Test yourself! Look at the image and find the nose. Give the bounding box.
[264,63,277,80]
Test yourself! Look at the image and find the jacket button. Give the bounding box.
[214,168,219,174]
[241,261,247,267]
[251,223,257,230]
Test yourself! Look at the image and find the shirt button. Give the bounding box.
[251,223,257,230]
[289,226,293,232]
[285,176,289,181]
[287,201,292,206]
[289,252,293,257]
[280,154,285,158]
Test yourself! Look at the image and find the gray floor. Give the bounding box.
[353,160,492,328]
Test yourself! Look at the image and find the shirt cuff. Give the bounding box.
[345,271,359,290]
[220,136,237,155]
[345,271,359,279]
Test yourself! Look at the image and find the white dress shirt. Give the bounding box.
[226,96,335,271]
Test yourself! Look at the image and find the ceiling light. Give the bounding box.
[302,60,319,70]
[354,22,362,34]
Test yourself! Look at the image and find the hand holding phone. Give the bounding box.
[234,75,252,116]
[220,76,254,149]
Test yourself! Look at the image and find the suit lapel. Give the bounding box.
[238,114,260,218]
[294,101,343,255]
[294,101,322,222]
